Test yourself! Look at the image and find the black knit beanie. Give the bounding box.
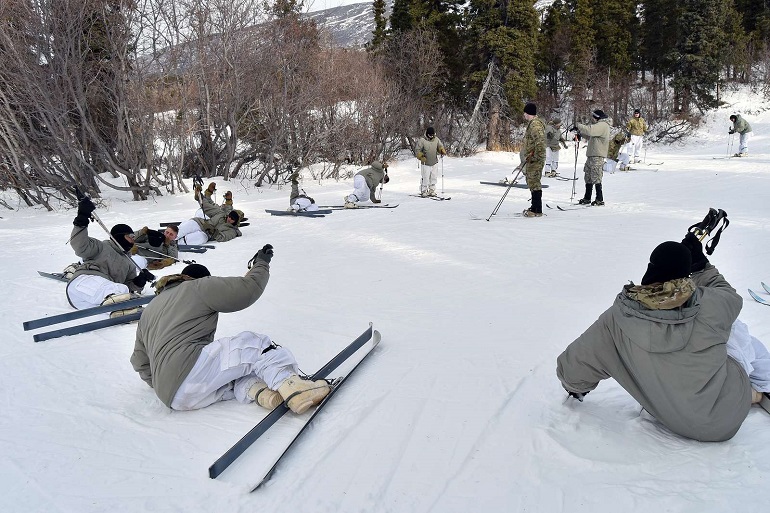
[592,109,607,120]
[641,241,692,285]
[524,103,537,115]
[182,263,211,279]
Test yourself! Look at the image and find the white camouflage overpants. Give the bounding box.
[171,331,300,410]
[727,319,770,393]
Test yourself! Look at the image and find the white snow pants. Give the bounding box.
[727,319,770,393]
[739,132,750,154]
[630,135,643,160]
[346,174,371,205]
[290,197,319,212]
[66,274,129,309]
[176,219,209,246]
[171,331,300,411]
[420,163,437,193]
[617,151,631,170]
[603,159,618,174]
[545,148,560,173]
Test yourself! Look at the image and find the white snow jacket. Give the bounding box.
[556,264,751,441]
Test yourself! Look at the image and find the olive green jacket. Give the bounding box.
[577,119,611,158]
[130,260,270,407]
[67,225,140,293]
[557,264,751,441]
[625,117,648,136]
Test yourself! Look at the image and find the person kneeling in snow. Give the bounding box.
[65,195,154,311]
[175,185,242,245]
[344,161,389,208]
[556,234,770,441]
[130,251,330,413]
[288,168,319,212]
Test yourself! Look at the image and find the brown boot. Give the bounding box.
[278,375,331,414]
[247,381,283,410]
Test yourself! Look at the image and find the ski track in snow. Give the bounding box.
[2,88,770,512]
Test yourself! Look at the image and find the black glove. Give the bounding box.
[73,197,96,227]
[566,390,589,402]
[728,128,735,134]
[132,268,156,288]
[681,232,709,273]
[147,229,165,247]
[249,244,274,268]
[568,125,577,132]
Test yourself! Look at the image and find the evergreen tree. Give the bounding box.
[537,0,571,98]
[591,0,637,76]
[565,0,595,99]
[464,0,539,148]
[667,0,731,112]
[640,0,679,81]
[390,0,414,33]
[368,0,388,52]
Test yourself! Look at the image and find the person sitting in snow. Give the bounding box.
[130,225,179,271]
[65,195,155,310]
[344,161,389,208]
[175,185,242,245]
[288,168,319,212]
[556,233,770,442]
[130,251,331,413]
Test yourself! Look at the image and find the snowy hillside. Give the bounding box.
[1,89,769,512]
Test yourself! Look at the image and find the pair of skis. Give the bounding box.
[409,194,451,201]
[23,293,153,342]
[479,181,550,189]
[748,283,770,306]
[209,324,381,491]
[319,204,399,209]
[264,209,332,217]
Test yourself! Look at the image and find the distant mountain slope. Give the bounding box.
[306,1,555,48]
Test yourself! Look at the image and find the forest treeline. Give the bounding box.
[0,0,767,208]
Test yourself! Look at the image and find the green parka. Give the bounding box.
[357,162,386,202]
[416,136,446,166]
[556,264,751,442]
[67,225,140,293]
[577,118,611,158]
[731,115,752,134]
[130,259,270,407]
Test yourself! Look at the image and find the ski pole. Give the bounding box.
[440,156,444,196]
[571,135,579,202]
[134,244,195,265]
[486,156,530,221]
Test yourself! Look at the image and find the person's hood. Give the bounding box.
[614,278,699,353]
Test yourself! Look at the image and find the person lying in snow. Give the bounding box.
[557,233,770,441]
[175,186,242,245]
[65,194,154,310]
[130,225,179,270]
[130,250,330,413]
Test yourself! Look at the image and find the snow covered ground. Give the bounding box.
[2,91,769,512]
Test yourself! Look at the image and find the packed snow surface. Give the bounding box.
[2,89,769,512]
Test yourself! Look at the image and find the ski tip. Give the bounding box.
[372,330,382,346]
[748,289,768,305]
